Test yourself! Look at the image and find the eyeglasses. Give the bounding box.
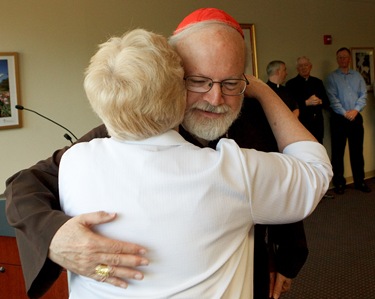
[184,74,249,96]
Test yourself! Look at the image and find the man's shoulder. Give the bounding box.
[79,124,108,142]
[307,76,325,87]
[286,75,303,87]
[348,69,362,77]
[328,68,338,74]
[286,75,300,83]
[326,69,339,80]
[309,75,323,82]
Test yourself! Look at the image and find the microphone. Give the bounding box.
[15,105,78,143]
[64,133,73,144]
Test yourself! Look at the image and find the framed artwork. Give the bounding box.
[0,52,22,129]
[240,24,258,78]
[350,47,374,91]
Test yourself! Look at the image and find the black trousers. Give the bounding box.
[330,112,365,187]
[253,225,269,299]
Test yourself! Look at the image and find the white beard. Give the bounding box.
[182,100,243,141]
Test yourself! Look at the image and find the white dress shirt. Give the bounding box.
[59,130,332,299]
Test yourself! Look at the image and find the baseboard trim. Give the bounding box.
[329,170,375,189]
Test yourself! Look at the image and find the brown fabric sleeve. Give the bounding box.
[5,124,108,298]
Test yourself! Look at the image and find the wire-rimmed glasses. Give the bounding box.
[184,74,249,96]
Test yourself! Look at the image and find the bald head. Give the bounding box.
[170,22,246,78]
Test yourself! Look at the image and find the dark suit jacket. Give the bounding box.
[286,75,329,143]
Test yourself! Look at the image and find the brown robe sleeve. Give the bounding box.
[5,124,108,298]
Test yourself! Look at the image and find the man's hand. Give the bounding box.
[345,109,359,121]
[49,211,149,288]
[306,95,322,106]
[269,272,292,299]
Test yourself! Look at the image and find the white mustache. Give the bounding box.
[190,101,230,114]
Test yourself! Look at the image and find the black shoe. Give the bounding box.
[355,182,371,193]
[334,185,345,195]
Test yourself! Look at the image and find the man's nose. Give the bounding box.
[205,83,225,106]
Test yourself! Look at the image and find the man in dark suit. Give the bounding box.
[286,56,329,144]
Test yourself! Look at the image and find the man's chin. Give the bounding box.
[182,116,231,141]
[194,109,226,120]
[183,102,242,142]
[191,128,226,141]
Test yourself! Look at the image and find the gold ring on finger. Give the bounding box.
[95,264,111,281]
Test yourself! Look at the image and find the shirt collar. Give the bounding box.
[336,68,355,75]
[113,130,191,146]
[267,80,281,88]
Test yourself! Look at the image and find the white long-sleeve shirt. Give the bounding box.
[59,130,332,299]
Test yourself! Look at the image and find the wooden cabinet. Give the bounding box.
[0,236,68,299]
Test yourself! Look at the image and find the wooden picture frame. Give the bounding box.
[240,24,258,78]
[350,47,374,92]
[0,52,22,129]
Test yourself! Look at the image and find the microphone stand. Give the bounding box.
[15,105,78,144]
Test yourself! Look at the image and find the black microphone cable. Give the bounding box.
[15,105,78,142]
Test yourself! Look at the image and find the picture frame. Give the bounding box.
[240,24,258,78]
[0,52,22,129]
[350,47,374,92]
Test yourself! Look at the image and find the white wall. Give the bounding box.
[1,0,375,191]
